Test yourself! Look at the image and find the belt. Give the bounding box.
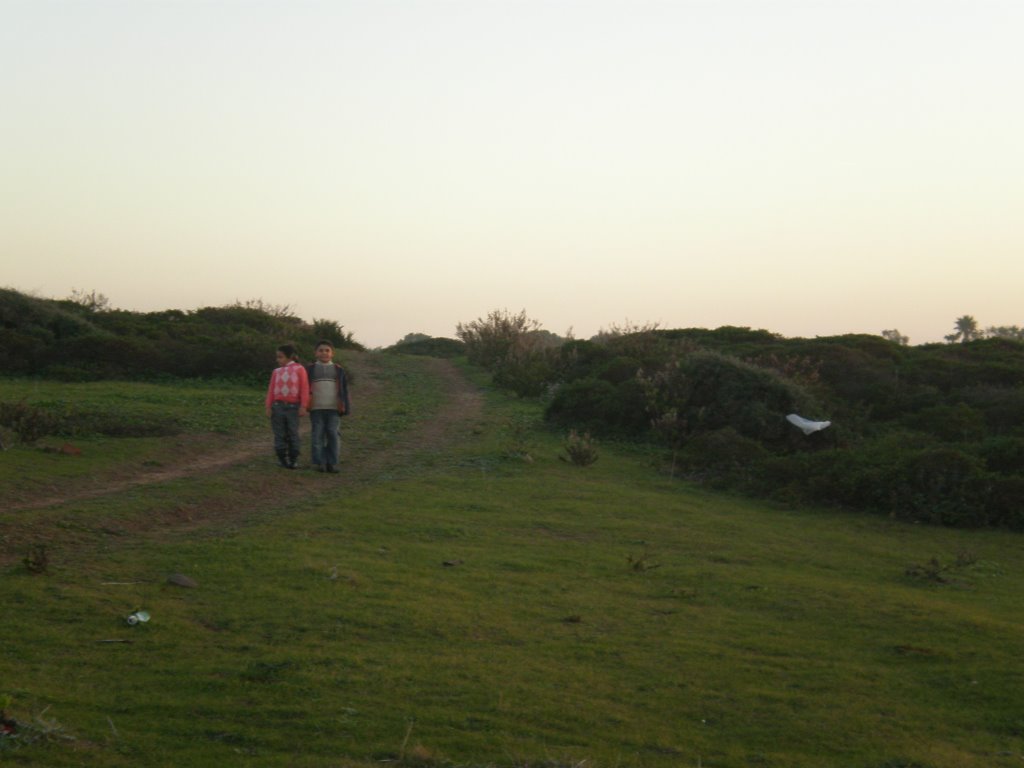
[273,400,299,406]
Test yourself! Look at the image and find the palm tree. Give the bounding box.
[945,315,981,343]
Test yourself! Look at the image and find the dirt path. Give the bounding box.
[1,355,484,565]
[6,432,271,513]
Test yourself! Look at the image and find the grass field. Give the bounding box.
[2,353,1023,767]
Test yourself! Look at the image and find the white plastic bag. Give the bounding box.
[786,413,831,435]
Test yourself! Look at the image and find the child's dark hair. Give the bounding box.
[315,339,334,350]
[277,343,299,361]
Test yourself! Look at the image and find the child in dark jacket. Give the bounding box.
[306,340,351,474]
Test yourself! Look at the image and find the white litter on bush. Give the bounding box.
[786,413,832,435]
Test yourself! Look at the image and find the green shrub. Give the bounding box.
[559,429,599,466]
[676,427,769,484]
[546,377,649,437]
[546,378,617,433]
[597,355,642,384]
[0,400,59,444]
[961,385,1024,434]
[890,447,991,527]
[384,337,465,358]
[641,351,820,446]
[455,309,541,370]
[538,324,1024,529]
[0,330,43,374]
[987,475,1024,530]
[900,403,986,442]
[492,340,561,398]
[0,288,363,381]
[786,336,903,416]
[978,436,1024,475]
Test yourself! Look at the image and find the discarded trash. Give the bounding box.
[1,714,16,736]
[786,413,832,435]
[166,573,198,588]
[41,443,82,456]
[125,611,150,626]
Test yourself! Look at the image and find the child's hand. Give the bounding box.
[299,407,308,417]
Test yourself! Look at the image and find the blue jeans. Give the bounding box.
[310,409,341,466]
[270,402,301,458]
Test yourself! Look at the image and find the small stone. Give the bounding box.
[167,573,199,588]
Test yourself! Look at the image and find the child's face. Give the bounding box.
[275,351,289,366]
[315,345,334,363]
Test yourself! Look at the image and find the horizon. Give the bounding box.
[3,1,1022,350]
[3,284,1003,350]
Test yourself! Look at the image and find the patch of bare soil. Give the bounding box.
[1,356,484,567]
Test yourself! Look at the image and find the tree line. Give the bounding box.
[0,288,362,381]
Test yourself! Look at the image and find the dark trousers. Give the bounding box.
[270,402,301,458]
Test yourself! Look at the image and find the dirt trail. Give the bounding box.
[6,433,271,513]
[1,356,484,564]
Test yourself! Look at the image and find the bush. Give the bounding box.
[676,427,769,485]
[384,337,465,358]
[978,436,1024,475]
[641,351,821,446]
[455,309,541,370]
[493,330,576,398]
[546,378,618,434]
[0,289,363,381]
[311,317,357,348]
[987,475,1024,530]
[559,429,598,466]
[597,356,643,385]
[785,335,903,416]
[890,447,991,527]
[960,385,1024,434]
[538,324,1024,528]
[0,401,61,444]
[546,377,649,437]
[901,403,986,442]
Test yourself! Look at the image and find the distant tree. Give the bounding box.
[396,332,432,346]
[234,298,297,320]
[67,288,111,312]
[591,320,660,344]
[945,315,981,343]
[456,309,541,369]
[312,317,356,347]
[985,325,1024,340]
[880,329,909,346]
[383,336,465,358]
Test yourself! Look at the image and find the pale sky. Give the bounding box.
[2,0,1022,348]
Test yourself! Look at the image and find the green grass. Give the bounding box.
[0,378,265,434]
[0,378,266,498]
[2,356,1023,767]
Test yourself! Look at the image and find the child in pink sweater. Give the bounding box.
[264,344,310,469]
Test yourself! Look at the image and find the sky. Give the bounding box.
[2,0,1022,348]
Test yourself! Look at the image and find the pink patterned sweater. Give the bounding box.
[265,361,310,409]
